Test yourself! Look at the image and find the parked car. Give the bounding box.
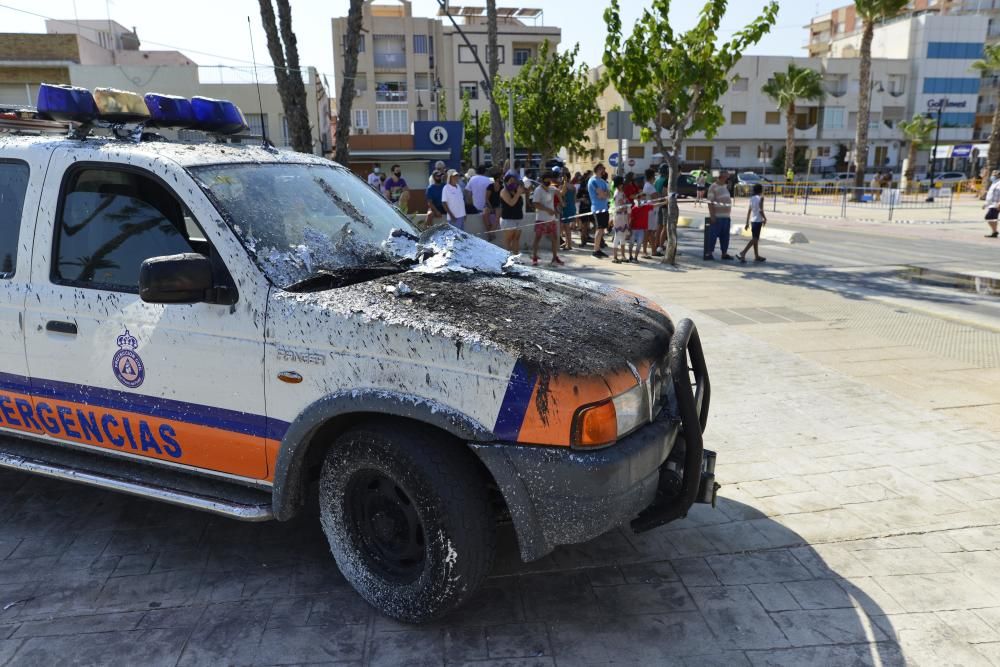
[0,84,718,623]
[918,171,969,187]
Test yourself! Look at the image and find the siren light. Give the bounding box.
[92,87,150,123]
[37,84,98,122]
[190,97,248,134]
[144,93,195,128]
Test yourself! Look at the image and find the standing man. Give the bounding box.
[530,172,563,266]
[425,170,446,226]
[367,164,382,189]
[984,173,1000,238]
[382,165,408,205]
[467,165,493,233]
[706,170,735,261]
[442,169,467,230]
[428,160,447,185]
[588,164,611,259]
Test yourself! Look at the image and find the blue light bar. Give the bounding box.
[37,83,98,123]
[190,96,247,134]
[144,93,195,128]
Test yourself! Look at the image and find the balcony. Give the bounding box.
[375,81,407,103]
[373,52,406,69]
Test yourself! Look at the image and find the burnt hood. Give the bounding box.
[342,269,675,377]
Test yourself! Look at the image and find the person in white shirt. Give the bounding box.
[530,173,563,266]
[737,183,767,262]
[367,164,381,189]
[984,176,1000,238]
[466,165,494,237]
[705,170,734,261]
[441,169,467,230]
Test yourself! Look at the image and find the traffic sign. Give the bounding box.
[609,152,620,167]
[627,158,636,167]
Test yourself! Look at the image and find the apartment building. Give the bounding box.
[808,2,998,140]
[330,0,559,136]
[566,55,913,177]
[0,19,330,155]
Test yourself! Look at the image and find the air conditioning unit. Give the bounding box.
[355,128,368,135]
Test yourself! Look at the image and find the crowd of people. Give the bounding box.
[366,160,771,265]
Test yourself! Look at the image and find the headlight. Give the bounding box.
[571,363,671,449]
[612,382,648,438]
[572,400,618,448]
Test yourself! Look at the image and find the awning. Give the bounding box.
[347,149,452,160]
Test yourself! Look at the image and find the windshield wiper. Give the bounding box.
[283,262,410,292]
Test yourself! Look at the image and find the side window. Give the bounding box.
[54,168,206,291]
[0,161,30,278]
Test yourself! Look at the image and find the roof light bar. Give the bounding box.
[37,83,98,123]
[93,87,150,123]
[144,93,195,128]
[191,97,248,135]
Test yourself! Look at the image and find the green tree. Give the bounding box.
[603,0,778,265]
[972,43,1000,172]
[852,0,909,193]
[494,40,601,166]
[898,113,936,191]
[460,91,491,164]
[771,146,808,175]
[258,0,313,153]
[762,64,824,178]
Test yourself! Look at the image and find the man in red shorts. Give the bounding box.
[530,172,564,266]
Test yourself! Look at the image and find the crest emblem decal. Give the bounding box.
[112,328,145,389]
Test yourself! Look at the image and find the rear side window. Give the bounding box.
[54,168,203,291]
[0,161,30,278]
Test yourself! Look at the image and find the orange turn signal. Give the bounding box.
[573,400,618,448]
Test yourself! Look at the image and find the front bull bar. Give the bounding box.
[631,318,717,533]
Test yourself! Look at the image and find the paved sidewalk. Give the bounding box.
[0,237,998,665]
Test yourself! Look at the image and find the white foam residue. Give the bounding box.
[381,229,419,261]
[412,224,513,275]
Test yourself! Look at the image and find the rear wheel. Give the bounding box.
[318,421,495,623]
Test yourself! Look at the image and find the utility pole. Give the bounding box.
[474,109,480,166]
[926,97,946,203]
[508,88,515,171]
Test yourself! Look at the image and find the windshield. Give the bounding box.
[190,162,420,287]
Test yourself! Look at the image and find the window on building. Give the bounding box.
[823,106,845,129]
[882,105,905,128]
[848,111,858,129]
[816,146,831,157]
[417,109,429,121]
[487,45,505,65]
[459,81,479,100]
[413,34,428,54]
[0,161,28,278]
[868,111,881,130]
[874,145,889,166]
[765,111,781,125]
[343,34,365,53]
[888,74,906,96]
[415,73,432,91]
[245,113,268,138]
[373,35,406,68]
[922,77,980,95]
[628,145,644,159]
[54,168,204,291]
[354,73,368,94]
[458,45,478,63]
[725,145,741,158]
[927,42,984,59]
[281,116,290,145]
[377,108,409,133]
[938,112,976,128]
[375,79,407,103]
[353,109,368,129]
[685,146,713,162]
[731,76,748,92]
[513,47,532,66]
[730,111,747,125]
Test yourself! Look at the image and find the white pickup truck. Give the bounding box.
[0,85,716,622]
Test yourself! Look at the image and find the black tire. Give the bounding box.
[318,421,496,623]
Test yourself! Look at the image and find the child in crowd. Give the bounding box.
[611,175,629,263]
[737,183,767,263]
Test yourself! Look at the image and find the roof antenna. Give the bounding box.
[247,16,269,148]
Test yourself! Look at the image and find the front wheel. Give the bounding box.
[318,421,496,623]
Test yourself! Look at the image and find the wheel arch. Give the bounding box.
[271,390,496,520]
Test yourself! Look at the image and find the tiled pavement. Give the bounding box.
[0,251,999,665]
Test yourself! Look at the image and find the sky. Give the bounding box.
[0,0,848,88]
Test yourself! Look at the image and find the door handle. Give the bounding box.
[45,320,77,335]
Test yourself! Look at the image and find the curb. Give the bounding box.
[729,223,809,244]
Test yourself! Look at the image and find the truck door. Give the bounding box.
[23,149,271,480]
[0,153,41,432]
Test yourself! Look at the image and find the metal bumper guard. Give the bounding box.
[470,319,718,562]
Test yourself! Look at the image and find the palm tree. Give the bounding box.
[333,0,364,165]
[972,43,1000,174]
[762,64,825,179]
[259,0,314,153]
[898,114,936,192]
[486,0,506,164]
[852,0,909,193]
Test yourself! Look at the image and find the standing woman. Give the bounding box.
[695,171,708,206]
[576,170,593,246]
[559,172,576,251]
[499,173,526,254]
[483,170,503,243]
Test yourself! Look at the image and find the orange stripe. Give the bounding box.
[0,390,268,479]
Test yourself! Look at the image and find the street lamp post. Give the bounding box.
[926,96,946,203]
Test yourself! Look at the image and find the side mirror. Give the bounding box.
[139,253,213,304]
